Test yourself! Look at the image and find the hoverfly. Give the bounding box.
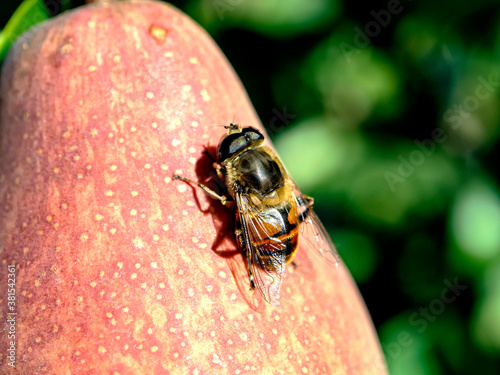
[173,124,339,306]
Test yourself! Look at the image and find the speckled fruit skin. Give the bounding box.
[0,1,387,374]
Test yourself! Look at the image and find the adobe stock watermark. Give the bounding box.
[267,106,296,137]
[339,0,411,63]
[443,73,499,129]
[212,0,244,21]
[382,278,468,364]
[385,73,499,192]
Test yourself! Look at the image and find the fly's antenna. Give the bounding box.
[223,115,238,129]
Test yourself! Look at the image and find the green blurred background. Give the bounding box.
[2,0,500,373]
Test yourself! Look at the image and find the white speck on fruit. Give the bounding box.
[146,92,154,99]
[175,313,182,319]
[132,237,144,248]
[183,85,192,92]
[172,139,181,147]
[191,121,198,128]
[200,89,210,102]
[189,57,198,64]
[187,200,195,207]
[189,157,196,164]
[164,51,173,57]
[218,271,226,279]
[177,185,186,193]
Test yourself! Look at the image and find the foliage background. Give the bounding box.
[2,0,500,373]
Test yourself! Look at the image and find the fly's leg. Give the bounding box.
[172,175,234,208]
[204,150,217,163]
[215,164,226,182]
[302,195,314,207]
[203,149,227,184]
[296,194,314,224]
[246,247,256,290]
[235,224,256,290]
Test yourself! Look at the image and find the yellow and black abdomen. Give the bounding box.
[248,201,300,264]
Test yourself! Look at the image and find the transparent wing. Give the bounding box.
[292,187,340,267]
[235,193,286,305]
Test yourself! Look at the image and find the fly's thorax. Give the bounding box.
[224,146,286,198]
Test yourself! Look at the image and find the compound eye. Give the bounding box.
[217,127,264,162]
[244,128,264,142]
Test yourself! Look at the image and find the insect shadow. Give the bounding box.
[188,145,265,312]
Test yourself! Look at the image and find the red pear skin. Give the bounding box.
[0,1,387,374]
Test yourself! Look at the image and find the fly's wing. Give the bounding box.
[292,185,340,267]
[235,193,286,305]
